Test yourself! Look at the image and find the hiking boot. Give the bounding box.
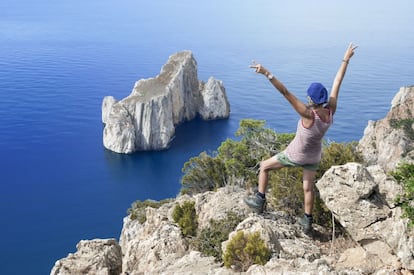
[299,214,313,235]
[244,193,266,214]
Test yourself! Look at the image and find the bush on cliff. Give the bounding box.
[172,201,198,237]
[192,211,244,261]
[223,231,271,272]
[391,162,414,228]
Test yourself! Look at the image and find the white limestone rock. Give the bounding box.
[193,185,249,229]
[119,202,188,274]
[102,51,230,153]
[199,77,230,120]
[50,238,122,275]
[357,85,414,172]
[102,96,117,124]
[103,103,136,154]
[316,162,414,271]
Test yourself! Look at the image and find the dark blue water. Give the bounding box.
[1,1,413,274]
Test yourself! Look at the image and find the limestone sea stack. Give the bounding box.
[102,51,230,153]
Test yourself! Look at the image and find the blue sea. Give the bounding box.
[1,1,413,274]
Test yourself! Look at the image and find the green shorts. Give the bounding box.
[274,152,319,171]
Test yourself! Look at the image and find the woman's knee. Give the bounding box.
[259,161,270,172]
[260,157,283,172]
[303,181,314,193]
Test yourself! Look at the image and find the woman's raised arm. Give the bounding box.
[249,62,312,118]
[328,43,358,115]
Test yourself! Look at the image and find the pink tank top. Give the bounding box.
[284,108,332,165]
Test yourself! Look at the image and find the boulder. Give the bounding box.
[102,51,230,153]
[316,162,414,270]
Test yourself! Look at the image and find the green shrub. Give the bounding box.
[223,231,271,272]
[172,201,198,237]
[127,199,173,224]
[192,211,244,261]
[391,162,414,228]
[181,152,227,195]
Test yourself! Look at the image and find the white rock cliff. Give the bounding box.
[102,51,230,153]
[357,85,414,172]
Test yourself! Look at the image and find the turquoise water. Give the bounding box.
[1,1,413,274]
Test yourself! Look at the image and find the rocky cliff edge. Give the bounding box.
[52,86,414,274]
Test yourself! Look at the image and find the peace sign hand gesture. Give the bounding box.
[343,42,358,62]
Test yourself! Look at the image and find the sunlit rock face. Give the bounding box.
[102,51,230,153]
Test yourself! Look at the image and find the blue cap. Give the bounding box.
[307,83,328,104]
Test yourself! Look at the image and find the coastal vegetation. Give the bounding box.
[172,201,198,237]
[192,211,244,261]
[223,231,271,272]
[391,162,414,228]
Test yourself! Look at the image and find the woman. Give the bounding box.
[244,43,358,235]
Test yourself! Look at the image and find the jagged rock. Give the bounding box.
[119,186,249,274]
[358,85,414,172]
[50,239,122,275]
[102,51,230,153]
[119,203,188,274]
[193,185,250,229]
[316,162,414,271]
[198,77,230,120]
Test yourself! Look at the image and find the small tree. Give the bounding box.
[181,152,226,195]
[172,201,198,237]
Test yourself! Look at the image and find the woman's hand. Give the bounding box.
[249,61,270,75]
[343,42,358,62]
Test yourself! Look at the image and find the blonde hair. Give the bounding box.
[307,96,325,108]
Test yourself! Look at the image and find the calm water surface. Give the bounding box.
[0,1,413,274]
